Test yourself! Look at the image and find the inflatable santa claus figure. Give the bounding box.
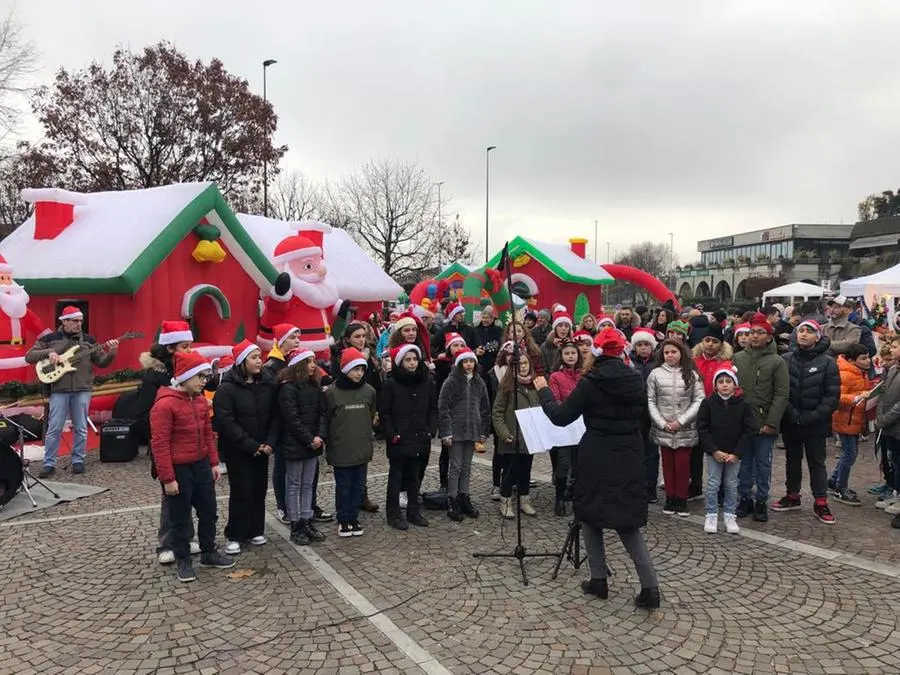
[0,254,49,383]
[258,223,349,353]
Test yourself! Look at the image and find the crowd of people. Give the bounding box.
[24,294,900,605]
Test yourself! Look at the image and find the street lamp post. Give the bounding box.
[262,58,277,217]
[434,180,445,267]
[606,241,611,264]
[594,220,599,263]
[485,146,496,263]
[668,232,674,290]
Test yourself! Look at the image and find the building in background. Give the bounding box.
[849,215,900,256]
[677,223,852,302]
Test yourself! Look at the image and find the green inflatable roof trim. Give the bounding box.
[485,236,613,286]
[19,183,279,295]
[435,261,473,280]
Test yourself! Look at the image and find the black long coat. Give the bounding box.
[213,368,280,460]
[539,356,647,530]
[379,364,438,459]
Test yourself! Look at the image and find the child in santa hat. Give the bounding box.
[630,328,660,503]
[540,309,574,372]
[438,348,491,521]
[547,339,583,516]
[151,351,234,582]
[325,348,378,537]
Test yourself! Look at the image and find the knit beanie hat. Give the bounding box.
[705,322,724,342]
[631,327,658,349]
[391,343,420,366]
[172,351,212,385]
[232,339,260,366]
[340,347,368,374]
[159,320,193,346]
[666,320,689,336]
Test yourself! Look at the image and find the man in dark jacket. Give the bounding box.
[764,305,793,355]
[474,306,503,376]
[431,302,480,358]
[771,320,840,524]
[26,306,119,477]
[733,313,789,522]
[530,309,552,346]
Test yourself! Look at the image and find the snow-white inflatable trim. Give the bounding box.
[181,284,231,320]
[510,273,539,298]
[194,345,234,359]
[0,356,27,370]
[20,188,90,206]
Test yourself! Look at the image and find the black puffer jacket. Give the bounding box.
[697,392,754,458]
[277,380,327,460]
[539,356,647,530]
[781,337,840,438]
[132,352,172,446]
[380,364,438,459]
[213,368,279,459]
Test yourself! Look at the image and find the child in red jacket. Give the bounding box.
[548,340,582,516]
[151,351,235,583]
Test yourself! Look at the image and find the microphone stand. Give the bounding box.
[473,242,558,585]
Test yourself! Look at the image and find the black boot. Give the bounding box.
[580,578,609,599]
[735,497,753,518]
[290,520,311,546]
[407,509,429,527]
[447,496,464,522]
[554,500,567,516]
[634,587,660,609]
[458,494,479,518]
[303,518,326,542]
[752,499,769,523]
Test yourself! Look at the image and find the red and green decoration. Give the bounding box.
[192,217,226,263]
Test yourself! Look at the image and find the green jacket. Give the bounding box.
[732,338,789,432]
[491,383,541,454]
[325,380,376,468]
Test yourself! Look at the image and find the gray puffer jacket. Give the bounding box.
[647,363,705,448]
[438,370,491,442]
[877,365,900,440]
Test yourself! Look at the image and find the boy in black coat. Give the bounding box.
[772,320,840,523]
[380,344,438,530]
[697,369,754,535]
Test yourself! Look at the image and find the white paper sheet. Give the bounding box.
[514,407,586,454]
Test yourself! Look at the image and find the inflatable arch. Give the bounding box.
[461,265,512,324]
[599,264,680,311]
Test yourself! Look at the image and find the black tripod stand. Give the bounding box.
[551,519,585,579]
[1,410,59,507]
[473,242,558,585]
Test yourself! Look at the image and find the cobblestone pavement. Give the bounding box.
[1,438,899,674]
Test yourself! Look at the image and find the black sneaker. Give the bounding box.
[291,521,311,546]
[833,489,861,506]
[71,463,85,475]
[458,494,480,518]
[735,497,753,518]
[407,512,429,527]
[200,551,235,569]
[176,558,196,583]
[662,498,675,515]
[314,505,334,523]
[350,520,364,536]
[337,522,354,538]
[646,492,659,505]
[752,499,769,522]
[38,466,55,479]
[814,500,836,524]
[387,516,409,531]
[676,498,690,517]
[446,496,464,522]
[770,494,802,512]
[303,519,326,542]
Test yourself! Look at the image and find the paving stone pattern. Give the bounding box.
[1,438,899,673]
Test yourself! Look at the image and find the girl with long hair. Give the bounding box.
[541,311,574,372]
[548,340,582,515]
[646,339,705,517]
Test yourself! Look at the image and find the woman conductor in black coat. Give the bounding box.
[534,327,660,609]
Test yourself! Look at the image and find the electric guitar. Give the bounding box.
[36,331,143,384]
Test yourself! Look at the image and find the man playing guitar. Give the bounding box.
[25,306,119,476]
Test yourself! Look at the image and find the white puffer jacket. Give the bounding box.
[647,363,705,448]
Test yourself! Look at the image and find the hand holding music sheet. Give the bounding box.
[515,407,585,454]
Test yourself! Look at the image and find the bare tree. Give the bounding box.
[269,170,325,221]
[606,241,678,306]
[0,142,60,238]
[0,10,38,137]
[433,213,477,266]
[331,158,439,278]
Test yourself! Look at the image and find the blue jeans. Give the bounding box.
[705,454,741,514]
[737,434,775,502]
[830,434,859,490]
[43,391,92,468]
[333,464,367,524]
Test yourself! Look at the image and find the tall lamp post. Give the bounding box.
[485,145,496,263]
[668,232,674,291]
[262,58,278,217]
[606,241,611,264]
[434,180,445,267]
[594,220,599,262]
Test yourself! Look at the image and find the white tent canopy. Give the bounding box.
[761,281,828,301]
[840,262,900,298]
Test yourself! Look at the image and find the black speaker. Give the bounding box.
[99,420,138,463]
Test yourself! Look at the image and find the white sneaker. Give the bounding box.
[157,549,175,565]
[723,513,740,534]
[875,496,900,510]
[703,514,718,533]
[885,502,900,516]
[276,509,291,524]
[250,535,267,546]
[225,540,241,555]
[399,492,408,508]
[189,541,201,555]
[490,486,501,501]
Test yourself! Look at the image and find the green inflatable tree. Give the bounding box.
[574,293,591,324]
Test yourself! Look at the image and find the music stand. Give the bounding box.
[1,410,60,506]
[473,242,559,585]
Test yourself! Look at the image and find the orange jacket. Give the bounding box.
[832,355,870,435]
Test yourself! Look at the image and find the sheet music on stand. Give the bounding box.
[515,408,585,454]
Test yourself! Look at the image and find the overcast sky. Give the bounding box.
[9,0,900,265]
